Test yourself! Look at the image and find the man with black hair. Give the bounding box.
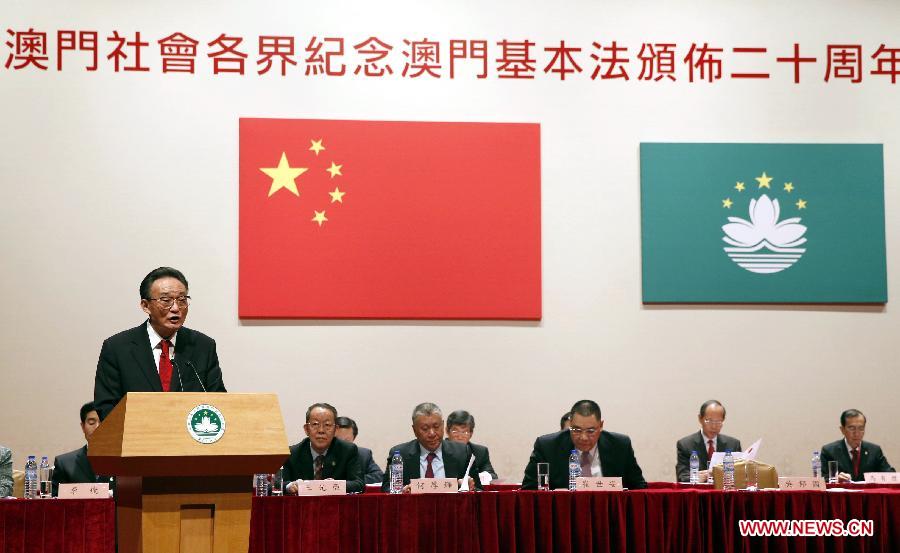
[446,409,498,480]
[335,416,384,484]
[675,400,741,482]
[522,399,647,490]
[821,409,894,483]
[52,402,110,496]
[94,267,226,420]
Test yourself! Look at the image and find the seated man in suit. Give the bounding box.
[675,399,741,482]
[0,445,11,497]
[446,410,498,480]
[94,267,226,421]
[334,416,384,484]
[52,402,110,496]
[821,409,895,483]
[522,399,647,490]
[381,402,480,492]
[284,403,364,494]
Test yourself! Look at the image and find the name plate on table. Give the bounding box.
[58,483,109,499]
[297,480,346,496]
[575,477,624,491]
[864,472,900,484]
[410,478,458,494]
[778,477,826,490]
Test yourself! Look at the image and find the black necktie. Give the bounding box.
[314,455,325,480]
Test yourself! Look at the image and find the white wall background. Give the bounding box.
[1,0,898,482]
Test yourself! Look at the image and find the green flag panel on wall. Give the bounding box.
[640,143,886,304]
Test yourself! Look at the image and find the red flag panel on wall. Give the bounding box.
[239,118,541,319]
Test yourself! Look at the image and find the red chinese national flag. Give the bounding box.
[239,118,541,319]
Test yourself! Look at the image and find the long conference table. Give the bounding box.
[2,484,898,553]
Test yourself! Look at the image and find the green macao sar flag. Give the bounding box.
[640,143,887,303]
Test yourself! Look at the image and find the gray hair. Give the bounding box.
[411,402,442,422]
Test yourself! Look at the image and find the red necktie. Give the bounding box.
[159,340,173,392]
[424,452,436,478]
[580,451,592,477]
[706,439,714,461]
[851,448,860,479]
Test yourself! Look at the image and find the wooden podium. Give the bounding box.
[89,392,289,553]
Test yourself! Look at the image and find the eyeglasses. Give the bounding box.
[307,422,334,431]
[449,429,472,436]
[148,296,191,308]
[703,419,724,426]
[570,427,599,436]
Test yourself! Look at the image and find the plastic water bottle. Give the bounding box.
[389,450,404,494]
[722,450,736,491]
[38,456,51,498]
[568,449,581,491]
[811,450,822,478]
[253,473,269,496]
[689,450,700,484]
[24,456,38,499]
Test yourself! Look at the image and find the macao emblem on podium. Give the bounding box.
[187,404,226,444]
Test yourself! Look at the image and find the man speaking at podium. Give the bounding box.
[93,267,226,420]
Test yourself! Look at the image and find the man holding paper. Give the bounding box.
[284,403,365,494]
[522,400,648,490]
[820,409,895,483]
[380,402,480,492]
[675,400,742,482]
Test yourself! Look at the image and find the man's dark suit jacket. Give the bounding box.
[522,430,648,490]
[380,439,482,491]
[357,446,384,484]
[94,322,227,420]
[820,439,895,481]
[51,445,111,497]
[282,437,365,494]
[468,442,498,480]
[675,431,742,482]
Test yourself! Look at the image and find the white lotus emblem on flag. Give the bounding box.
[193,416,219,434]
[722,194,807,274]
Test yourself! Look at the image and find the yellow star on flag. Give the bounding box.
[309,139,325,156]
[326,162,343,178]
[260,153,308,197]
[722,198,733,209]
[784,182,794,192]
[312,210,328,226]
[796,199,807,209]
[755,172,773,189]
[329,187,346,203]
[734,182,745,192]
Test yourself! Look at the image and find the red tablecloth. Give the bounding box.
[250,488,900,553]
[0,498,116,553]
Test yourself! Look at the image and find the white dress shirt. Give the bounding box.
[146,321,178,373]
[419,444,445,478]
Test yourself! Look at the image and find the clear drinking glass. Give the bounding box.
[827,461,839,484]
[537,463,550,491]
[39,466,53,498]
[271,471,283,496]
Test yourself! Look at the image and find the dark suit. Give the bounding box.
[675,431,742,482]
[52,445,112,497]
[357,446,384,484]
[468,442,498,480]
[820,439,895,481]
[522,430,648,490]
[380,439,482,491]
[94,322,226,420]
[282,437,365,494]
